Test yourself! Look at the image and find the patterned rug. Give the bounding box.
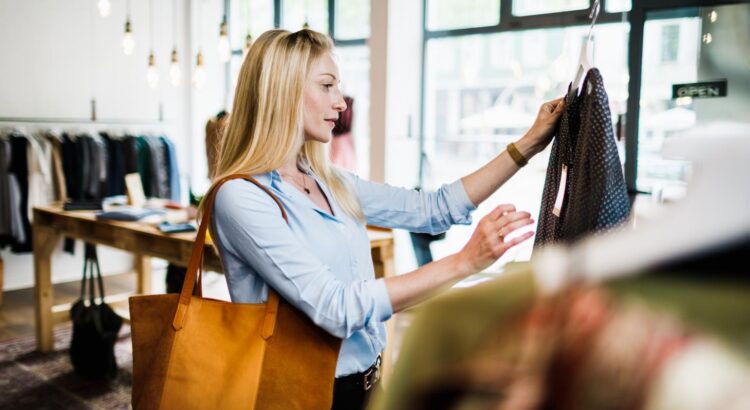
[0,325,132,410]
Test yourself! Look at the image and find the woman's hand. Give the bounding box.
[518,97,566,157]
[456,204,535,275]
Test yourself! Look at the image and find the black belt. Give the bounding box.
[335,355,382,391]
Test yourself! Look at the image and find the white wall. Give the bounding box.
[0,0,226,290]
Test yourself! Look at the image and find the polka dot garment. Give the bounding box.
[534,68,630,249]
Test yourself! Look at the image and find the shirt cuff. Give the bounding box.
[371,278,393,323]
[446,178,477,224]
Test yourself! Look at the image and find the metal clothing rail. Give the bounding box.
[0,117,167,125]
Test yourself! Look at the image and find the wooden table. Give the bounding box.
[32,205,395,354]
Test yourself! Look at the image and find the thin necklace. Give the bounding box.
[301,173,311,194]
[281,171,311,195]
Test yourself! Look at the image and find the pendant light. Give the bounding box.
[169,0,181,86]
[98,0,111,17]
[146,0,158,88]
[218,15,231,62]
[122,0,135,55]
[193,0,206,89]
[193,50,206,89]
[243,33,253,56]
[302,0,310,29]
[147,53,159,88]
[243,3,253,56]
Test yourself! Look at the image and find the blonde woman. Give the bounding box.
[209,29,564,409]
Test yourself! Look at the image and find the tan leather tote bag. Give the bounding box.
[129,175,342,409]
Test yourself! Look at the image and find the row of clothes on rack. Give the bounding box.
[0,130,181,252]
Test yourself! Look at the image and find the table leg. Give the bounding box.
[33,225,60,353]
[135,254,152,294]
[0,255,4,306]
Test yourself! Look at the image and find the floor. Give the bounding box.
[0,272,139,342]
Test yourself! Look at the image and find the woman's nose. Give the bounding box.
[334,96,347,112]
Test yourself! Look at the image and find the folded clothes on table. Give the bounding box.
[95,207,166,221]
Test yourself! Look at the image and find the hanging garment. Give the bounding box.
[101,132,127,197]
[123,135,139,175]
[46,133,68,202]
[205,110,227,180]
[8,135,32,252]
[0,138,26,248]
[146,136,169,199]
[134,136,153,197]
[161,136,181,202]
[61,133,80,201]
[330,96,357,172]
[535,69,630,248]
[26,133,55,221]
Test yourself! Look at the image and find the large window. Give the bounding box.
[421,22,629,267]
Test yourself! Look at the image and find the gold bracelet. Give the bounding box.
[507,142,528,168]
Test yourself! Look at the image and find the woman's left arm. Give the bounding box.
[461,97,565,206]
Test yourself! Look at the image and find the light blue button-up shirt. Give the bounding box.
[211,169,476,377]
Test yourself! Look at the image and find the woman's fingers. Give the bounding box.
[551,97,565,113]
[501,231,535,250]
[498,216,534,239]
[495,211,532,231]
[487,204,516,221]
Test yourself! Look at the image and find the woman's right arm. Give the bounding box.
[384,204,534,313]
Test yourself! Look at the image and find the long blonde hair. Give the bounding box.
[204,29,364,223]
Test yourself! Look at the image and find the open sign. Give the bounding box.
[672,80,728,99]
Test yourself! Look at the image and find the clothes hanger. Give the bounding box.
[533,122,750,292]
[568,0,600,99]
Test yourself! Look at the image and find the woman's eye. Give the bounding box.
[323,84,334,89]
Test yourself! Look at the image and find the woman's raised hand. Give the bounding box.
[521,97,566,156]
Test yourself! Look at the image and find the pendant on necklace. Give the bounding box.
[304,188,311,194]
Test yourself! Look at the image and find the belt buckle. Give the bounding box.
[363,356,382,391]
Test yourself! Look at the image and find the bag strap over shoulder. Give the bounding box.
[172,174,287,340]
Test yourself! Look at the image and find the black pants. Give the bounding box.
[331,376,381,410]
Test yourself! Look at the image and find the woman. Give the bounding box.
[209,29,564,409]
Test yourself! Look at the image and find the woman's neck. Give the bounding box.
[279,153,304,176]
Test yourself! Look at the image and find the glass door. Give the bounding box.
[635,3,750,198]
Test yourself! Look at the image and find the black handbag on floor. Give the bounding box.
[69,243,123,381]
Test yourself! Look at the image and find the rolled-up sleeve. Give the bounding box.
[212,180,393,339]
[343,171,476,234]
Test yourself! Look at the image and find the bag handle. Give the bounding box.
[172,174,287,341]
[80,243,106,305]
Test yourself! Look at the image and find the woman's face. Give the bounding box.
[303,52,347,143]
